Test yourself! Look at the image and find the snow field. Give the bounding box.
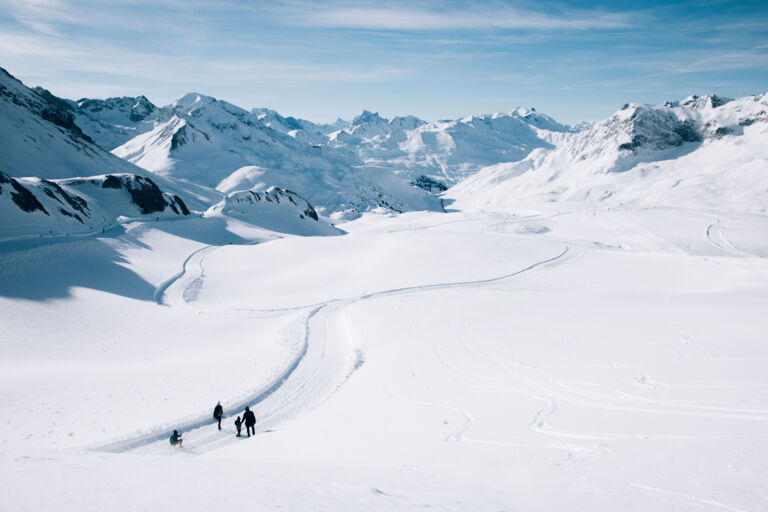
[1,206,767,510]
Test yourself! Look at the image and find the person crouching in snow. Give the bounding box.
[170,429,183,446]
[234,415,242,437]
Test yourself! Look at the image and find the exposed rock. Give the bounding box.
[10,179,48,215]
[412,175,448,193]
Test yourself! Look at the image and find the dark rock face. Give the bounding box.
[100,174,190,216]
[617,108,702,152]
[10,179,48,215]
[101,175,124,189]
[124,176,168,214]
[412,175,448,193]
[170,125,188,150]
[710,95,731,108]
[673,121,701,143]
[129,96,156,122]
[303,206,319,221]
[32,87,95,145]
[170,196,190,216]
[58,207,83,223]
[41,179,89,215]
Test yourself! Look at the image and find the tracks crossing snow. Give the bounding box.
[95,230,574,455]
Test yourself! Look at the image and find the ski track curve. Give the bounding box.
[705,217,756,258]
[153,245,215,305]
[95,231,575,455]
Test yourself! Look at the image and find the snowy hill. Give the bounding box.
[112,93,440,218]
[449,94,768,212]
[205,186,340,236]
[0,171,190,239]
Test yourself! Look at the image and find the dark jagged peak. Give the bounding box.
[77,95,157,122]
[352,110,387,126]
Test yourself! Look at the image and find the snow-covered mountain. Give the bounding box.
[0,171,190,239]
[6,64,767,224]
[327,107,572,185]
[0,68,348,238]
[112,93,440,218]
[449,94,768,212]
[0,67,149,181]
[72,95,162,150]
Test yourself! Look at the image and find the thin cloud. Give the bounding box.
[674,49,768,72]
[278,4,634,31]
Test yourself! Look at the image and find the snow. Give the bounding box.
[3,65,768,510]
[2,204,768,510]
[449,94,768,213]
[111,97,441,217]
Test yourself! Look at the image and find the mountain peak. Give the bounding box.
[173,92,216,110]
[352,110,386,125]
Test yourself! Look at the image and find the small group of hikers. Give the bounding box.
[169,401,257,446]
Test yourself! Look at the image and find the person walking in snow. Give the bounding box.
[213,401,224,430]
[243,406,256,437]
[234,415,243,437]
[170,429,183,446]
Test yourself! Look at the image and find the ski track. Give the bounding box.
[94,226,575,455]
[631,483,757,512]
[432,311,768,445]
[108,209,768,454]
[153,245,215,305]
[705,217,756,258]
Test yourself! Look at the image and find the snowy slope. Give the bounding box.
[449,94,768,212]
[113,93,441,218]
[0,67,225,213]
[0,67,148,180]
[0,171,190,239]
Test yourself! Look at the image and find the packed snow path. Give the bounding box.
[97,226,574,454]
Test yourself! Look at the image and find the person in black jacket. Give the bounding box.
[213,401,224,430]
[243,406,256,437]
[234,415,243,437]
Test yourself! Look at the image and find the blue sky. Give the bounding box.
[0,0,766,124]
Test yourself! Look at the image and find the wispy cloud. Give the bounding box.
[275,3,634,31]
[674,48,768,72]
